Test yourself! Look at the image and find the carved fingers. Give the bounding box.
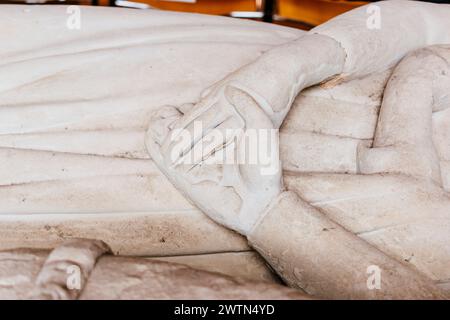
[146,84,282,235]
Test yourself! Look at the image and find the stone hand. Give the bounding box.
[146,83,283,235]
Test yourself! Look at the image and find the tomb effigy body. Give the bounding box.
[0,1,449,299]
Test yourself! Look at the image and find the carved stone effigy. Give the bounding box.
[0,1,450,299]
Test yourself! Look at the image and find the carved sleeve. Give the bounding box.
[248,191,447,299]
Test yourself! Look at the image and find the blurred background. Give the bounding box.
[0,0,449,30]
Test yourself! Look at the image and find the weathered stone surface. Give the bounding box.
[0,248,283,299]
[0,249,46,300]
[249,191,446,299]
[0,211,248,256]
[81,256,306,300]
[285,173,450,285]
[151,251,280,284]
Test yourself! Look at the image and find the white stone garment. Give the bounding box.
[0,5,304,256]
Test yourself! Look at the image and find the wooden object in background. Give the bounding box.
[278,0,367,26]
[137,0,256,15]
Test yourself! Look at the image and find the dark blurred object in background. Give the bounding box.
[0,0,95,4]
[1,0,448,29]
